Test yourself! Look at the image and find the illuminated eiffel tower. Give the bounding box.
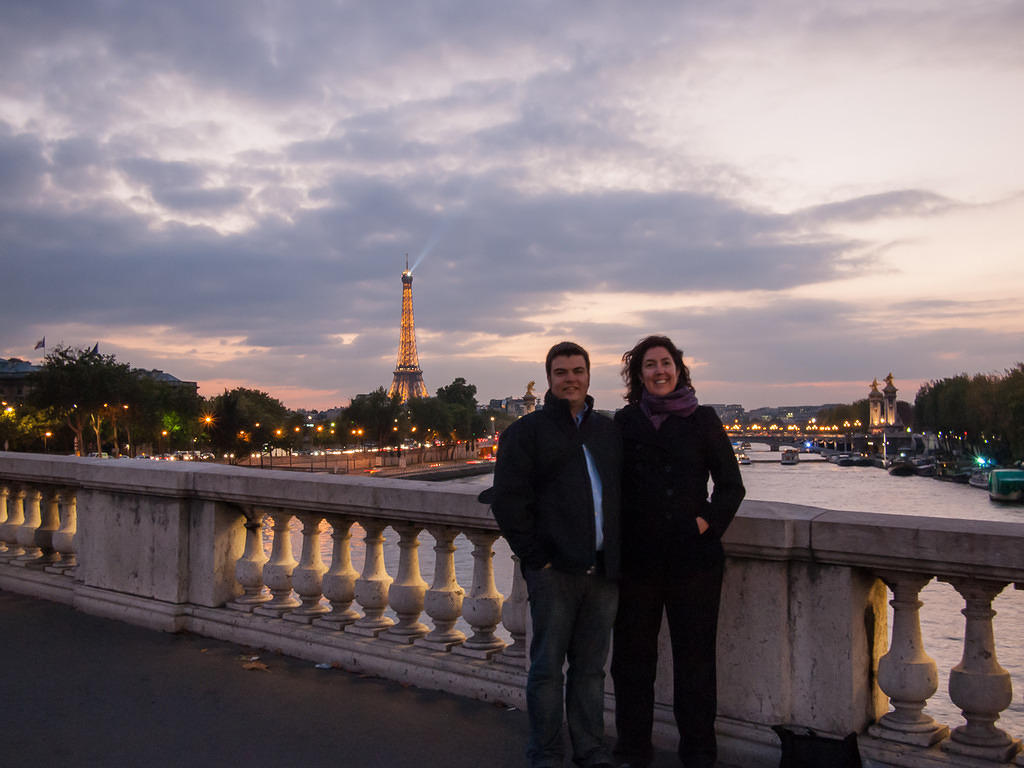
[387,256,429,403]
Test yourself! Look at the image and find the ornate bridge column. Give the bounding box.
[385,523,429,642]
[229,511,271,611]
[0,485,8,554]
[284,514,329,622]
[417,526,466,651]
[868,571,949,746]
[0,487,25,559]
[941,577,1021,763]
[454,529,505,659]
[253,512,300,616]
[496,554,528,667]
[13,487,44,565]
[46,490,78,573]
[349,519,394,637]
[313,516,360,630]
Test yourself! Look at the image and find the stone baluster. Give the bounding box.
[496,554,528,667]
[253,512,300,616]
[417,526,466,651]
[0,487,25,559]
[284,514,329,622]
[229,511,272,611]
[13,487,44,565]
[385,523,429,643]
[1018,583,1024,767]
[0,485,8,554]
[47,490,78,573]
[34,488,62,566]
[941,577,1021,763]
[312,516,360,630]
[454,529,505,659]
[349,519,394,637]
[868,571,949,746]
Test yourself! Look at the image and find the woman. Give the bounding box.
[611,335,745,768]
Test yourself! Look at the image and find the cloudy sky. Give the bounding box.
[3,1,1022,411]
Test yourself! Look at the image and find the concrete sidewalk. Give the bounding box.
[0,590,689,768]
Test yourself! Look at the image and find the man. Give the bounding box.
[491,341,622,768]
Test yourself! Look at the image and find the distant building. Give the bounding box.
[708,403,746,425]
[135,369,199,395]
[0,358,39,401]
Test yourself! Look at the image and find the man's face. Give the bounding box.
[547,354,590,414]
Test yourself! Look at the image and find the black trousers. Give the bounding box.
[611,560,725,767]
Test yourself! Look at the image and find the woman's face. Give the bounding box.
[641,346,679,396]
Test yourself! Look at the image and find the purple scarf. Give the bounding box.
[640,386,699,429]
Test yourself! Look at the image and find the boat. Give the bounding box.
[912,457,936,477]
[888,458,916,476]
[968,469,991,490]
[988,468,1024,502]
[780,448,800,465]
[735,451,752,465]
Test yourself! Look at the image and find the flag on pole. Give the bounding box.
[34,337,45,350]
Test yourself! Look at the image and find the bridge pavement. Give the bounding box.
[0,590,702,768]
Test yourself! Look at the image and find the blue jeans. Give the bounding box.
[524,565,618,767]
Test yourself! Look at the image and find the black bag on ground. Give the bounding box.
[772,725,862,768]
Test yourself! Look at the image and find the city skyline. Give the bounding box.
[2,2,1023,412]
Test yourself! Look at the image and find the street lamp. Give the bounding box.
[43,431,52,453]
[491,416,495,437]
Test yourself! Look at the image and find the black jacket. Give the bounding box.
[491,391,622,578]
[615,403,745,576]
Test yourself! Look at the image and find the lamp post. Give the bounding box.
[491,416,495,437]
[43,431,52,453]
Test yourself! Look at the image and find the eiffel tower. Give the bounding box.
[387,256,429,403]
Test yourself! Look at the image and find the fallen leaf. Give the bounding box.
[242,661,269,671]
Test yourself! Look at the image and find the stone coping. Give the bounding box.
[3,451,1023,581]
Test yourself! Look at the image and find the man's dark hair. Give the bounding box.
[545,341,590,377]
[621,335,692,405]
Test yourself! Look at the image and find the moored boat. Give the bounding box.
[968,469,991,490]
[888,458,916,476]
[780,448,800,465]
[735,451,752,465]
[989,468,1024,502]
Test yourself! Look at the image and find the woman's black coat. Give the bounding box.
[614,403,745,577]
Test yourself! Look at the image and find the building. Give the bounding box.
[0,358,39,401]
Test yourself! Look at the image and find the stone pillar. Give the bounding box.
[941,577,1021,763]
[496,554,528,667]
[253,512,300,616]
[385,523,429,642]
[229,512,271,611]
[454,529,505,659]
[13,487,44,565]
[0,486,25,559]
[349,519,394,637]
[313,517,360,630]
[0,485,8,554]
[47,490,78,573]
[869,571,949,746]
[284,513,329,622]
[417,526,466,651]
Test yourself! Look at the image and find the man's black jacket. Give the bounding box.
[490,391,622,578]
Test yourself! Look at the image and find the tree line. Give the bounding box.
[913,364,1024,463]
[1,345,515,461]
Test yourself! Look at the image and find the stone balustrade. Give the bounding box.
[1,452,1022,767]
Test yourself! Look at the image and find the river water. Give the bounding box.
[270,445,1024,737]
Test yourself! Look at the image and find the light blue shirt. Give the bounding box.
[575,405,604,552]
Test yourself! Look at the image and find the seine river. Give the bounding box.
[273,446,1023,736]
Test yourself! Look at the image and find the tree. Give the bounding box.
[27,345,134,455]
[345,387,403,447]
[436,377,480,441]
[206,387,291,462]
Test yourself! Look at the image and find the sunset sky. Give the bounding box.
[3,1,1022,411]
